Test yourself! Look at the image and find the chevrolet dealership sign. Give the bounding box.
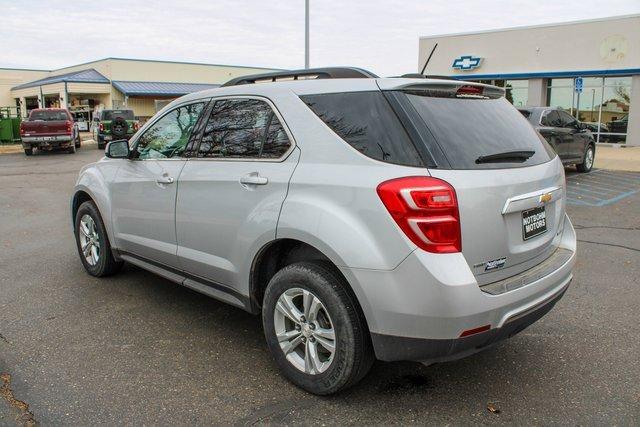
[452,55,483,71]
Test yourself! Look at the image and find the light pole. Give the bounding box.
[305,0,310,69]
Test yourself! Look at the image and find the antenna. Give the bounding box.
[420,43,438,75]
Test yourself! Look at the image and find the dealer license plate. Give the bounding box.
[522,205,547,240]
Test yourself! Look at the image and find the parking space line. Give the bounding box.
[565,170,640,207]
[571,181,634,193]
[567,186,614,197]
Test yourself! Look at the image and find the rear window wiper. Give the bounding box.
[475,150,535,164]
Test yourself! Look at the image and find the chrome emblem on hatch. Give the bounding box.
[539,193,552,204]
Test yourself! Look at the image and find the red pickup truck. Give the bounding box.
[20,108,81,155]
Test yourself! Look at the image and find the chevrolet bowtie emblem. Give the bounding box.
[539,193,552,203]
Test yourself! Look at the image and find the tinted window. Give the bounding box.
[29,110,68,121]
[102,110,134,121]
[541,110,560,127]
[405,94,554,169]
[301,92,423,167]
[261,115,291,158]
[135,103,204,160]
[198,98,291,159]
[557,110,576,127]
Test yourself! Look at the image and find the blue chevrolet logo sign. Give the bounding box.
[452,55,483,70]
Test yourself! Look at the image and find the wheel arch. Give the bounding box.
[249,238,372,336]
[71,183,116,250]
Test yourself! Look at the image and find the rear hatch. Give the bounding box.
[380,80,564,284]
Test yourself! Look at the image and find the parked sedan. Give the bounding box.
[519,107,595,172]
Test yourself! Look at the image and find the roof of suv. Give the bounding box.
[175,77,503,104]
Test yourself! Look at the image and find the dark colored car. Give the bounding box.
[607,114,628,143]
[19,108,81,155]
[93,109,139,149]
[519,107,595,173]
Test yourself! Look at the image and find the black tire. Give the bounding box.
[262,261,374,395]
[24,148,33,156]
[74,200,123,277]
[75,133,81,148]
[97,138,105,150]
[576,144,595,173]
[67,143,76,154]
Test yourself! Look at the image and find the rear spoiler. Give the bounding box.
[377,79,505,99]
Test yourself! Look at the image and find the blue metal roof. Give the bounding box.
[12,69,110,90]
[112,81,220,96]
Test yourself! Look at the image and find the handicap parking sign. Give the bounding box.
[574,77,583,93]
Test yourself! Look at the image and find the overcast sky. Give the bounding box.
[1,0,639,76]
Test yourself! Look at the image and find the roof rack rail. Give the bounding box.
[222,67,379,87]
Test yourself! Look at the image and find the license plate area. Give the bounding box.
[522,205,547,240]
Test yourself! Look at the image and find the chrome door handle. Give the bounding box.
[156,175,174,184]
[240,172,268,186]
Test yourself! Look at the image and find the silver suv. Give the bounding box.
[71,68,576,395]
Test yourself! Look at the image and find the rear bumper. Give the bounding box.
[371,278,569,363]
[22,135,72,148]
[339,213,577,362]
[98,133,132,142]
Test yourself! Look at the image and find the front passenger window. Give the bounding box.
[135,102,204,160]
[558,111,577,128]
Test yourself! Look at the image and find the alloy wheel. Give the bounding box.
[273,287,336,374]
[79,214,100,266]
[585,148,594,170]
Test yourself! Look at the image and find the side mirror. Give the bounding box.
[105,140,130,158]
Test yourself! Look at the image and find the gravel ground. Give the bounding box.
[1,147,638,425]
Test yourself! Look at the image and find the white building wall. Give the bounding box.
[418,15,640,78]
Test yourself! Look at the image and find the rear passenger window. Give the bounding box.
[541,110,560,127]
[301,92,423,167]
[198,98,291,159]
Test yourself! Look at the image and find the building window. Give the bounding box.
[547,76,631,144]
[474,79,529,107]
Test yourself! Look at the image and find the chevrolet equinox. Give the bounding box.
[71,68,576,395]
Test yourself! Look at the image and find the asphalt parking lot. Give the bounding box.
[1,147,639,425]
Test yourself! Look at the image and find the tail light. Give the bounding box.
[377,176,461,253]
[99,122,104,132]
[456,85,484,97]
[65,120,72,134]
[133,121,139,131]
[19,123,25,136]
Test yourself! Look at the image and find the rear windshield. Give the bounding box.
[518,109,531,118]
[405,94,554,169]
[300,92,423,167]
[101,110,134,121]
[29,110,67,121]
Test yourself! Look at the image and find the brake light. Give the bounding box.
[133,121,139,131]
[99,122,104,132]
[65,120,73,134]
[377,176,461,253]
[19,123,25,136]
[456,85,484,97]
